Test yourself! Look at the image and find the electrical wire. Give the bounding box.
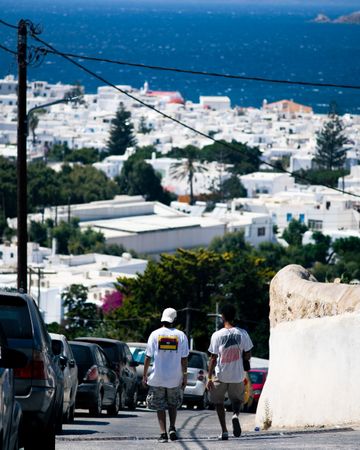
[0,43,17,56]
[0,18,18,30]
[41,48,360,91]
[29,33,360,200]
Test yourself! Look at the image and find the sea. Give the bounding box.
[1,0,360,114]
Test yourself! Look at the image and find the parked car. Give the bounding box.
[0,291,64,450]
[50,333,78,423]
[75,337,138,409]
[184,350,210,409]
[69,341,120,416]
[0,323,27,450]
[127,342,153,403]
[248,368,268,411]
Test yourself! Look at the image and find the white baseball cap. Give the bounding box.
[161,307,177,323]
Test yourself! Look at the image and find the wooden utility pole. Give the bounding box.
[17,19,28,292]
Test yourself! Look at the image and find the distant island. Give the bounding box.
[312,11,360,24]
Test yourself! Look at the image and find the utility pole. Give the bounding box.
[17,19,28,292]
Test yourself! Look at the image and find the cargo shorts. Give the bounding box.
[146,386,183,411]
[209,379,245,405]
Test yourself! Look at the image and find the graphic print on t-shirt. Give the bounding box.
[158,335,179,351]
[219,332,241,364]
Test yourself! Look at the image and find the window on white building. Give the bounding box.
[286,213,292,222]
[308,219,323,230]
[257,227,266,237]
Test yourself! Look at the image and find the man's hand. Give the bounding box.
[206,379,214,391]
[142,375,148,386]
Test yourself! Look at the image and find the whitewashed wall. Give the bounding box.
[256,264,360,429]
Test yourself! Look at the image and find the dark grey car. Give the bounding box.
[0,291,63,450]
[75,337,138,409]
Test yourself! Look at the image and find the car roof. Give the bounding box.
[69,340,100,349]
[127,342,147,347]
[75,337,125,345]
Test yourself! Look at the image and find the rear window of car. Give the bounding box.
[188,352,206,369]
[130,347,148,364]
[249,371,266,384]
[0,295,32,339]
[95,342,120,362]
[70,344,93,364]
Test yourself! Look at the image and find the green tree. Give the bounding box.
[28,109,46,145]
[27,162,62,211]
[107,103,136,155]
[169,146,208,205]
[0,156,17,236]
[138,116,153,134]
[61,284,99,338]
[282,219,308,247]
[221,175,247,200]
[64,147,101,165]
[314,114,347,170]
[116,158,174,204]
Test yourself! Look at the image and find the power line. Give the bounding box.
[0,43,17,56]
[0,18,18,30]
[40,48,360,91]
[29,33,360,200]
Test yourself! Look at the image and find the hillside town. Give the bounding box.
[1,74,360,325]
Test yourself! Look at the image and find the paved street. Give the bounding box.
[56,407,360,449]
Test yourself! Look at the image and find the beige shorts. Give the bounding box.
[209,379,245,405]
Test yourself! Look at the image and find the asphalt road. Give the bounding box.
[55,406,360,449]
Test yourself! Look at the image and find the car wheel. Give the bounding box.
[196,390,209,410]
[127,386,138,410]
[25,422,56,450]
[55,397,64,434]
[89,390,103,417]
[107,389,120,416]
[68,403,75,423]
[118,384,126,410]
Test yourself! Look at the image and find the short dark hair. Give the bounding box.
[221,304,236,323]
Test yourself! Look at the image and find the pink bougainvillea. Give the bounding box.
[101,290,123,314]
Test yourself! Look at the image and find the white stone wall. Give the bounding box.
[256,264,360,429]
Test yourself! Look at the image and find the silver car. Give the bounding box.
[184,350,210,409]
[50,333,78,423]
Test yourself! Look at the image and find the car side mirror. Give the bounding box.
[59,355,68,371]
[68,359,76,368]
[0,346,28,369]
[52,340,62,356]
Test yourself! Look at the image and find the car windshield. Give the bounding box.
[188,353,205,369]
[249,371,265,384]
[0,295,32,339]
[129,347,152,364]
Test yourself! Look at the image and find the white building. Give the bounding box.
[0,241,148,324]
[239,172,295,198]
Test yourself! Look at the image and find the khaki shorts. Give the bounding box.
[146,386,183,411]
[209,379,245,405]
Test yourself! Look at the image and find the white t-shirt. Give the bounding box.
[208,327,253,383]
[146,326,189,388]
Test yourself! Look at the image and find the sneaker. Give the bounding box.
[158,433,168,443]
[232,414,242,437]
[218,431,229,440]
[169,427,177,441]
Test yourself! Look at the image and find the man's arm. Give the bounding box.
[206,353,217,390]
[142,355,151,385]
[243,350,252,361]
[181,356,188,389]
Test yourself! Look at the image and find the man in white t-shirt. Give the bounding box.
[143,307,189,443]
[207,304,253,440]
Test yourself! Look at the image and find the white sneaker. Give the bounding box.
[232,414,241,437]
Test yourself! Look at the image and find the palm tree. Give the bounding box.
[28,109,46,145]
[169,146,208,205]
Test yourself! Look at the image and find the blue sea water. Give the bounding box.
[0,0,360,113]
